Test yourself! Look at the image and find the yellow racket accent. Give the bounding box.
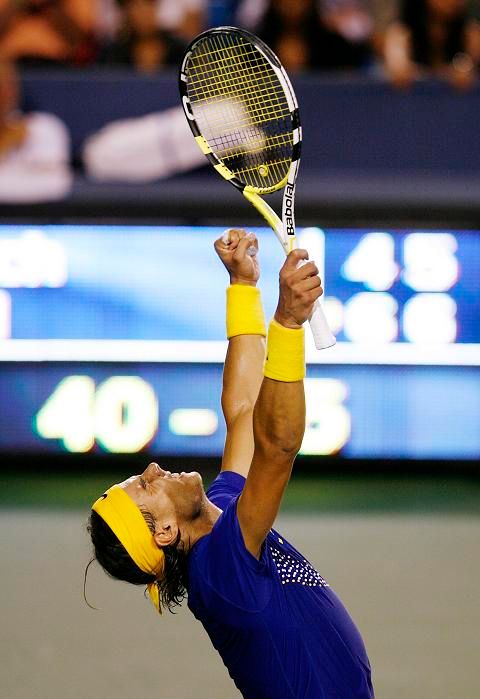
[185,32,294,194]
[195,135,212,155]
[242,188,283,239]
[214,162,235,180]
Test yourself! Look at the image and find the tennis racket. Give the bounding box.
[179,26,335,350]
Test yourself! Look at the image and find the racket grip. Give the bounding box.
[308,301,336,350]
[296,258,335,349]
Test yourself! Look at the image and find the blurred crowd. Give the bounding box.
[1,1,479,201]
[0,0,477,83]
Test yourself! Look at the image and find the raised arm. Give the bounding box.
[238,249,323,558]
[214,229,266,478]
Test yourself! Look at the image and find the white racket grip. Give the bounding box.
[308,301,336,350]
[296,258,336,349]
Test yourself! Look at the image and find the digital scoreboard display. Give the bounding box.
[0,225,479,460]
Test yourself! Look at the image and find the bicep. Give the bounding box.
[237,445,294,558]
[220,335,265,478]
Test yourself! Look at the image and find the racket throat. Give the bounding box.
[242,188,288,253]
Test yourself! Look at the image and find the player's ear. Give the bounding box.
[154,521,178,548]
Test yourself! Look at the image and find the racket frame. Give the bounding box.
[179,27,300,240]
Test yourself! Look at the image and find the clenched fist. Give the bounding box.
[275,249,323,329]
[214,228,260,286]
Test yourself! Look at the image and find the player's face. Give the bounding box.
[121,462,205,525]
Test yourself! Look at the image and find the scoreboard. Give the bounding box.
[0,224,479,460]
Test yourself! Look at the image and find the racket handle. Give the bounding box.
[308,300,336,350]
[296,258,336,349]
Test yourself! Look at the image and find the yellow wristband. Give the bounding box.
[226,285,266,339]
[264,319,305,382]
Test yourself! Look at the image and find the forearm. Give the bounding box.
[221,334,265,472]
[222,281,265,422]
[253,376,305,462]
[221,284,265,473]
[222,334,265,425]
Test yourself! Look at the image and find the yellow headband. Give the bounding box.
[92,485,165,613]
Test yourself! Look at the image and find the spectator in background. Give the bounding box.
[0,61,72,202]
[367,0,399,59]
[321,1,373,47]
[154,0,205,40]
[101,0,187,71]
[256,0,372,72]
[99,0,206,47]
[383,0,480,89]
[0,0,96,67]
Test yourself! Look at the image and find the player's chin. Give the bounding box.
[180,471,204,498]
[181,470,202,483]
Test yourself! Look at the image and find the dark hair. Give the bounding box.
[87,510,188,613]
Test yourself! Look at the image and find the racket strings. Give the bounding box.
[187,36,287,130]
[186,81,290,126]
[200,34,280,105]
[186,53,283,104]
[218,131,293,159]
[188,46,287,125]
[188,42,287,128]
[185,31,293,189]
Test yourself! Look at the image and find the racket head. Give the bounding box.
[179,26,301,195]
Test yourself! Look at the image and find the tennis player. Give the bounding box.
[88,229,374,698]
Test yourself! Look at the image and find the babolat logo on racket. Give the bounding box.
[284,184,295,236]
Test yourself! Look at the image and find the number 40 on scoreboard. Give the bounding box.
[35,376,159,453]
